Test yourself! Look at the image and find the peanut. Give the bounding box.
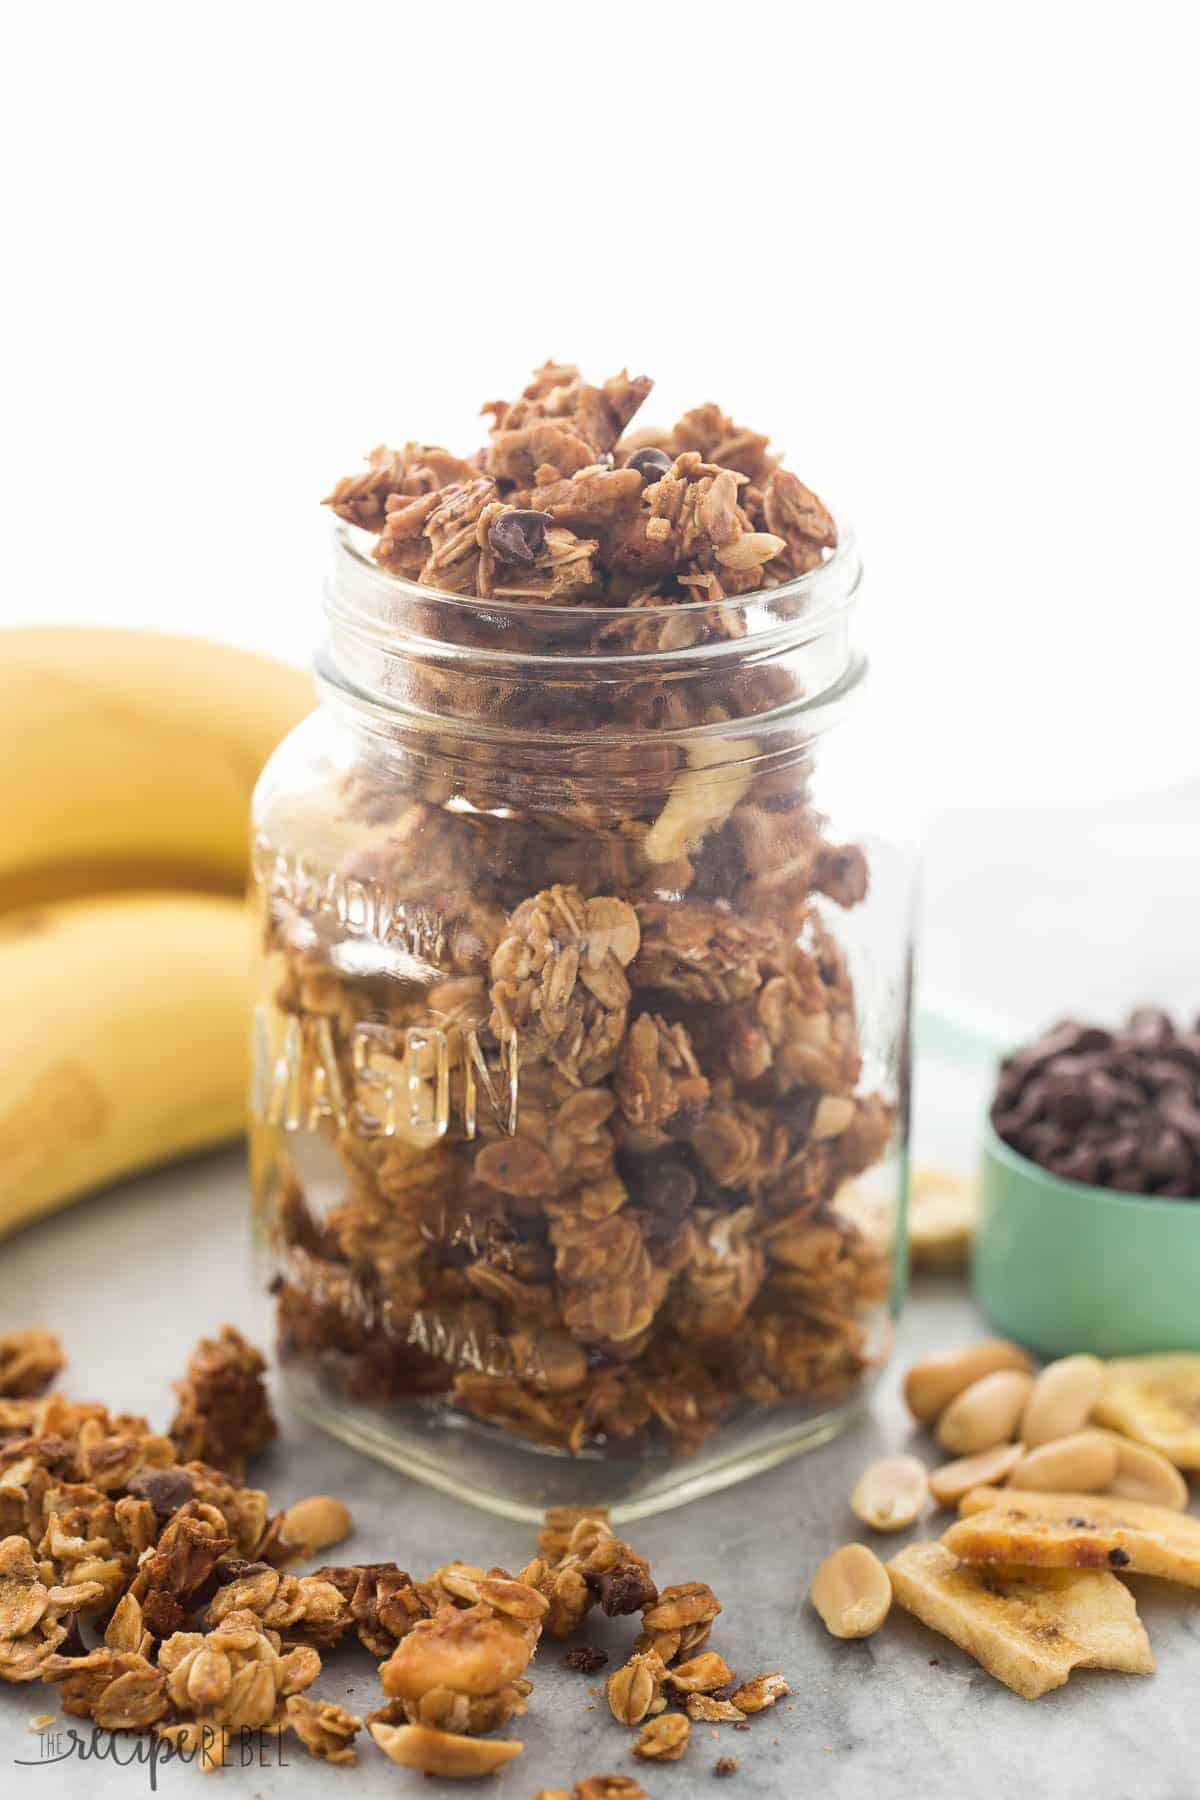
[1019,1354,1104,1448]
[849,1455,929,1531]
[928,1441,1026,1506]
[809,1543,892,1639]
[936,1370,1034,1454]
[1096,1430,1190,1509]
[280,1495,352,1555]
[1011,1429,1118,1492]
[903,1339,1032,1424]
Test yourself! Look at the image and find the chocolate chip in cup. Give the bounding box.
[990,1008,1200,1199]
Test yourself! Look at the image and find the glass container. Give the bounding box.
[250,517,915,1522]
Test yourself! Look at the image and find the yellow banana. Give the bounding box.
[0,627,313,907]
[0,892,250,1237]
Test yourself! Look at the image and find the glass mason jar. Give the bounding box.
[250,517,915,1523]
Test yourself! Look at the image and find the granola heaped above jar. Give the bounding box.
[252,360,907,1494]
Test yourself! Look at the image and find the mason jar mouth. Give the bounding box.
[319,514,865,754]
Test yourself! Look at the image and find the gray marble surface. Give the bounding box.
[2,1149,1196,1800]
[5,790,1200,1797]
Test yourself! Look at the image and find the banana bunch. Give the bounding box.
[0,628,313,1238]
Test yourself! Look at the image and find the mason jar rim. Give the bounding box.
[325,513,863,666]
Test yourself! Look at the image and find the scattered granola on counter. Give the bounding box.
[1,1361,790,1779]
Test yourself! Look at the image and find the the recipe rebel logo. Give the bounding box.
[16,1722,289,1789]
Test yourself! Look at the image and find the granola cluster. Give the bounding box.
[263,361,898,1463]
[325,362,836,606]
[0,1329,366,1769]
[3,1342,790,1781]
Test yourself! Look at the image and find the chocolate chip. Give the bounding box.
[487,509,550,567]
[58,1611,87,1659]
[1108,1546,1131,1567]
[1125,1006,1174,1047]
[992,1008,1199,1200]
[625,446,673,482]
[1144,1126,1192,1184]
[126,1467,196,1520]
[563,1645,609,1672]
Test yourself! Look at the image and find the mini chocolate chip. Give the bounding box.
[487,509,550,567]
[126,1467,196,1520]
[1108,1546,1131,1567]
[625,445,673,482]
[563,1645,609,1673]
[58,1611,87,1659]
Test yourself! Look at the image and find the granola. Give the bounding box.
[169,1326,277,1476]
[0,1330,65,1399]
[257,359,899,1464]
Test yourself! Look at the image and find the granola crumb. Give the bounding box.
[564,1645,609,1673]
[28,1714,57,1732]
[714,1756,739,1777]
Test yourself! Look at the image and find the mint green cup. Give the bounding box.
[975,1122,1200,1357]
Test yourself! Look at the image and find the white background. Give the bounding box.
[3,2,1197,816]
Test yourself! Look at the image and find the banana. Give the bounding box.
[0,892,250,1238]
[0,628,313,907]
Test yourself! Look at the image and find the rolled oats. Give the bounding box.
[285,1693,362,1764]
[634,1710,691,1759]
[668,1650,734,1692]
[606,1650,669,1725]
[686,1693,746,1723]
[729,1671,788,1713]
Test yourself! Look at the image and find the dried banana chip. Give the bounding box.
[887,1540,1154,1699]
[834,1165,978,1270]
[1093,1355,1200,1470]
[946,1486,1200,1587]
[909,1166,979,1269]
